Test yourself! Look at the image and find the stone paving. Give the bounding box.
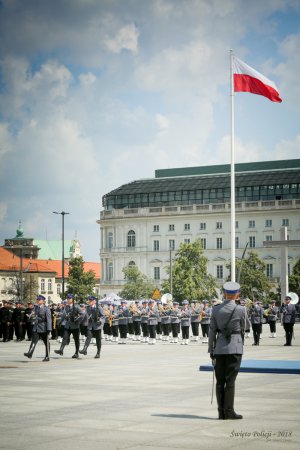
[0,325,299,450]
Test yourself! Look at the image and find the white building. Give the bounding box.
[98,159,300,296]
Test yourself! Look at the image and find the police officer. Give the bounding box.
[140,300,149,343]
[148,299,159,344]
[12,301,26,341]
[24,302,34,340]
[250,300,264,346]
[79,296,104,358]
[111,303,119,342]
[180,300,191,345]
[118,300,130,344]
[54,294,84,358]
[281,295,296,346]
[160,303,171,341]
[170,302,180,343]
[267,300,279,338]
[190,300,201,342]
[24,295,52,361]
[200,300,212,344]
[208,282,249,420]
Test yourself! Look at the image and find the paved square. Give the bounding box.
[0,326,299,450]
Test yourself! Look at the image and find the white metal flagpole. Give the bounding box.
[230,49,236,282]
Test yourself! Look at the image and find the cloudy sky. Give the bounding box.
[0,0,299,261]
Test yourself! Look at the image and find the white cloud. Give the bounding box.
[104,23,139,54]
[79,72,97,86]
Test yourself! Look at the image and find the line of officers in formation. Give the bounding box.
[0,292,297,361]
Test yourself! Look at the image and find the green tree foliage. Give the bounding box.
[66,256,96,302]
[161,240,217,302]
[119,265,156,300]
[229,251,272,302]
[288,257,300,294]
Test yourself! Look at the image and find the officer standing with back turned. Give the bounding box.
[208,282,249,420]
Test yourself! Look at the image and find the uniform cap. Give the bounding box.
[202,300,208,303]
[223,281,240,295]
[121,300,127,304]
[173,301,179,305]
[37,295,46,301]
[182,300,189,305]
[149,299,154,304]
[88,296,97,301]
[67,293,74,299]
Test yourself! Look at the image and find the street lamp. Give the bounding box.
[53,211,70,299]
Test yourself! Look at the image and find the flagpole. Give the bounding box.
[230,49,236,282]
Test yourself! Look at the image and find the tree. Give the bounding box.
[119,265,156,300]
[228,251,272,302]
[288,257,300,295]
[66,256,97,302]
[161,240,217,302]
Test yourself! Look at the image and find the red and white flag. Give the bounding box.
[233,57,282,103]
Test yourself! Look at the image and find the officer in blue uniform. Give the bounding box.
[24,295,52,361]
[79,296,104,358]
[208,282,249,420]
[281,295,296,346]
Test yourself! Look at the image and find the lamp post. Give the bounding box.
[53,211,69,299]
[169,248,173,297]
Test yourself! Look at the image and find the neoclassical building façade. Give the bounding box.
[98,159,300,297]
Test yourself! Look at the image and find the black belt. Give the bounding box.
[231,331,241,335]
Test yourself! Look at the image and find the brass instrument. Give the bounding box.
[53,312,59,330]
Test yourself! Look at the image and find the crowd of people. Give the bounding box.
[0,293,297,357]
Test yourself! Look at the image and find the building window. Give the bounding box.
[108,232,113,249]
[184,238,191,244]
[127,230,136,248]
[249,236,256,248]
[266,235,273,242]
[184,223,190,231]
[265,219,272,227]
[48,279,52,291]
[216,265,223,279]
[235,237,239,249]
[266,264,273,278]
[216,237,223,249]
[153,240,160,251]
[41,279,45,291]
[154,267,160,280]
[57,284,61,295]
[200,238,206,249]
[216,221,222,229]
[200,222,206,230]
[235,221,239,229]
[169,239,175,251]
[169,224,175,231]
[108,262,113,281]
[153,225,159,232]
[249,220,255,228]
[282,219,289,226]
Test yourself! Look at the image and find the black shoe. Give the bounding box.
[79,349,87,355]
[94,353,100,359]
[252,343,257,346]
[72,353,79,359]
[43,357,50,362]
[54,349,63,355]
[224,410,243,420]
[218,409,224,420]
[24,352,32,359]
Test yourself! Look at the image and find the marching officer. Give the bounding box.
[140,300,149,343]
[190,300,201,342]
[54,294,84,358]
[118,299,130,344]
[132,300,142,341]
[160,302,171,341]
[281,295,296,346]
[111,303,119,342]
[148,299,159,344]
[24,295,52,361]
[200,300,212,343]
[170,302,180,343]
[79,296,104,358]
[250,300,264,346]
[208,281,249,420]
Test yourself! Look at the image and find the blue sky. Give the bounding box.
[0,0,299,261]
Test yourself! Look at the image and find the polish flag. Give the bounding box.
[233,57,282,103]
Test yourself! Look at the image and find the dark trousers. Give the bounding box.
[201,323,209,338]
[149,324,157,339]
[171,323,180,338]
[283,323,294,345]
[252,323,261,344]
[2,322,11,341]
[31,331,50,357]
[161,323,170,336]
[26,322,32,340]
[63,328,80,353]
[156,322,162,335]
[103,323,112,336]
[181,326,189,339]
[133,321,141,336]
[128,322,134,335]
[112,324,119,337]
[214,354,242,413]
[191,322,199,337]
[14,322,26,340]
[85,329,101,353]
[118,324,128,339]
[268,321,276,333]
[141,322,149,337]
